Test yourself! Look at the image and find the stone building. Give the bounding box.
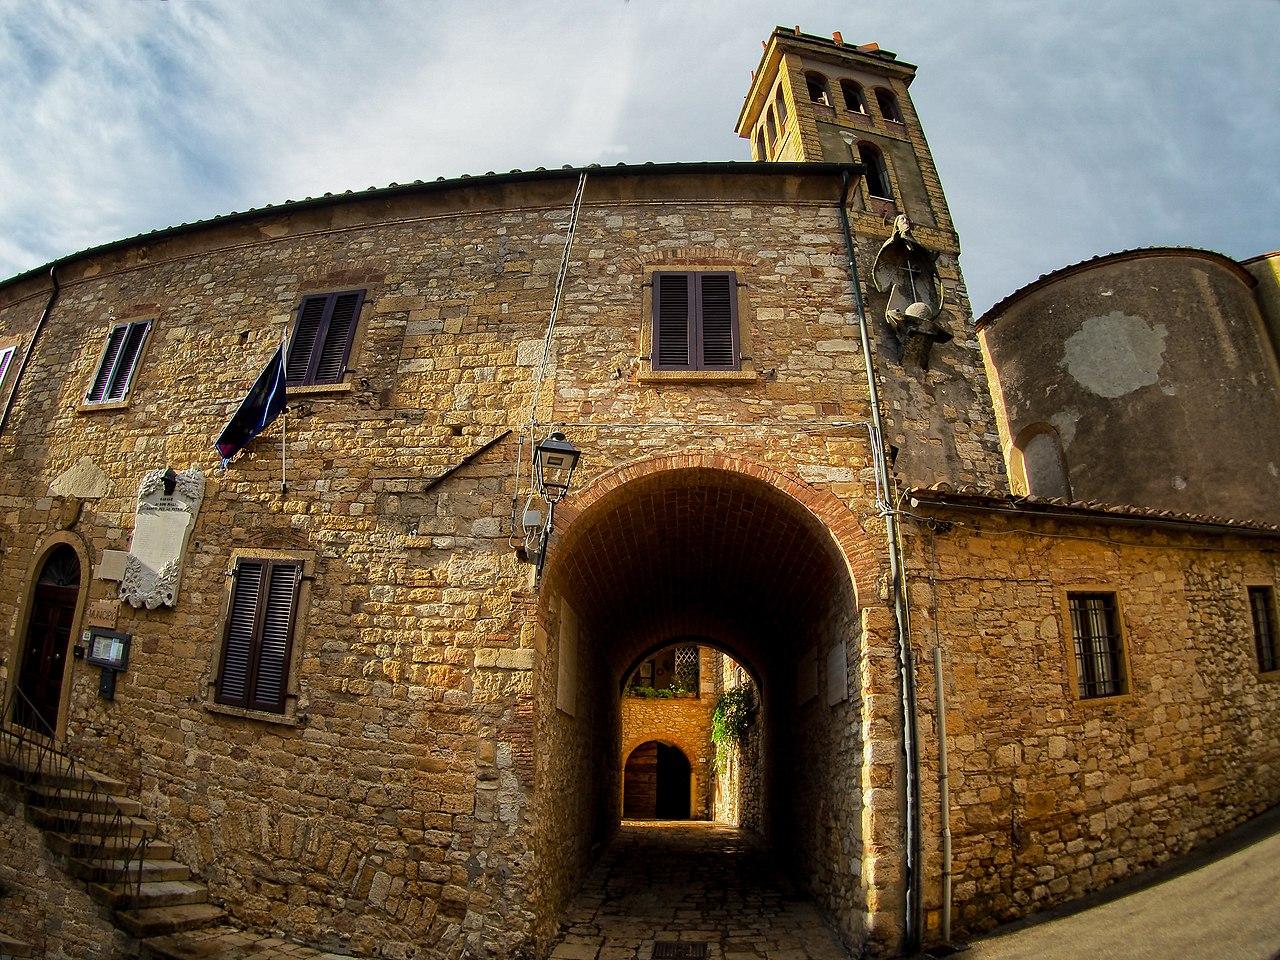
[0,24,1276,960]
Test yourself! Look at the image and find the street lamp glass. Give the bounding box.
[535,432,581,503]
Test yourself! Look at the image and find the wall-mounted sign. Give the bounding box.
[119,466,205,609]
[83,628,131,671]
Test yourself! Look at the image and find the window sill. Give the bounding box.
[204,699,301,727]
[1258,669,1280,683]
[78,400,131,414]
[639,368,758,385]
[1070,691,1134,709]
[288,381,354,397]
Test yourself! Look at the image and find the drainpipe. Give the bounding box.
[0,264,60,437]
[934,644,952,945]
[836,170,922,953]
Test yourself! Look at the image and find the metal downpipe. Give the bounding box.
[837,170,923,953]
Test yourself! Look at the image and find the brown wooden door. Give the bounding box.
[14,546,81,734]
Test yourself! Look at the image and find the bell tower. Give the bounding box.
[735,26,956,237]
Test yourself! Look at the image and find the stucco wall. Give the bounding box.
[979,251,1280,522]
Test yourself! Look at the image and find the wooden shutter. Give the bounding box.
[217,560,264,707]
[86,325,129,402]
[250,562,299,711]
[104,321,150,400]
[285,297,327,386]
[652,273,693,369]
[216,558,300,713]
[313,291,363,384]
[286,290,365,386]
[697,273,738,369]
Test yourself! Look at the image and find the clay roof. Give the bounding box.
[907,483,1280,537]
[0,160,860,295]
[976,246,1258,330]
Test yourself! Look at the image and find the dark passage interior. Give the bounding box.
[534,466,867,953]
[623,741,692,820]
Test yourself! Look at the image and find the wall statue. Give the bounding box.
[872,214,952,368]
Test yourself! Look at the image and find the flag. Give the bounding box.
[215,346,287,464]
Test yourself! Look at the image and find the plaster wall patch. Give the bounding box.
[1060,312,1167,399]
[49,456,110,499]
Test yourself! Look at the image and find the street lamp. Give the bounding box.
[534,432,581,504]
[531,431,581,581]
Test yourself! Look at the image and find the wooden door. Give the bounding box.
[14,546,81,734]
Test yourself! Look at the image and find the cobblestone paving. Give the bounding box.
[548,821,850,960]
[141,925,355,959]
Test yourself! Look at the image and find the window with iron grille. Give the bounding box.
[1068,592,1126,698]
[1249,586,1278,673]
[85,319,151,404]
[651,272,739,371]
[285,290,365,386]
[673,645,700,695]
[216,558,301,714]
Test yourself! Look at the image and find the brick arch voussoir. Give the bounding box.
[546,452,883,603]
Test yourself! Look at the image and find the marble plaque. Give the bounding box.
[119,467,205,609]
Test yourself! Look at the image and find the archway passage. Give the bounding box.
[536,463,869,955]
[623,741,692,820]
[14,545,82,733]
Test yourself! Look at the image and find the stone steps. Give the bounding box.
[67,856,193,885]
[141,925,358,959]
[24,782,144,816]
[90,878,210,910]
[116,903,228,938]
[44,830,174,861]
[28,804,158,837]
[0,932,34,959]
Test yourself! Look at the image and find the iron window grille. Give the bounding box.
[85,319,151,404]
[1068,592,1126,698]
[1249,586,1278,673]
[216,558,302,714]
[651,272,740,371]
[673,644,701,696]
[285,290,365,386]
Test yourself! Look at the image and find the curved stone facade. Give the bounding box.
[978,250,1280,522]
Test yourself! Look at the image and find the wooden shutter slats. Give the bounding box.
[698,274,737,369]
[285,297,327,386]
[250,563,298,711]
[218,561,263,706]
[654,274,692,369]
[286,290,364,386]
[216,558,300,714]
[87,325,129,402]
[313,292,362,384]
[652,271,740,372]
[105,321,150,401]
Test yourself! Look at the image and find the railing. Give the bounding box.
[0,681,150,900]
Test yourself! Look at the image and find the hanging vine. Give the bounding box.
[711,686,756,772]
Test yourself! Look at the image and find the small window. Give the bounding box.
[1249,586,1278,673]
[651,272,740,372]
[765,105,778,148]
[774,86,788,128]
[285,290,365,387]
[875,87,903,123]
[755,128,767,160]
[0,345,16,389]
[840,80,867,114]
[859,142,893,199]
[1012,424,1072,499]
[805,72,831,106]
[1068,593,1126,699]
[85,320,151,404]
[216,558,301,714]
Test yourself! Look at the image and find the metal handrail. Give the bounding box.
[0,682,152,899]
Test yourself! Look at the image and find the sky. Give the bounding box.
[0,0,1277,315]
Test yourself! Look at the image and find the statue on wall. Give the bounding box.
[872,215,952,368]
[119,466,205,609]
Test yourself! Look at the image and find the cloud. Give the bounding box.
[0,0,1276,315]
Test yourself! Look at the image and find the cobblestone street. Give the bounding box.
[548,821,849,960]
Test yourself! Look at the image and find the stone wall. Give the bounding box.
[905,505,1280,941]
[0,786,130,959]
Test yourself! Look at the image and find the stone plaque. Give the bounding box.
[119,467,205,609]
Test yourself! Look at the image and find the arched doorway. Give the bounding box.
[13,544,82,734]
[623,741,692,820]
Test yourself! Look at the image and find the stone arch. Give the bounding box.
[7,530,92,739]
[622,739,694,820]
[1009,422,1072,499]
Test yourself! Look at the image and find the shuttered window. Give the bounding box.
[0,346,15,388]
[216,558,301,713]
[285,290,365,386]
[85,320,151,403]
[651,272,740,371]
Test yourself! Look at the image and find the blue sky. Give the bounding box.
[1,0,1276,313]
